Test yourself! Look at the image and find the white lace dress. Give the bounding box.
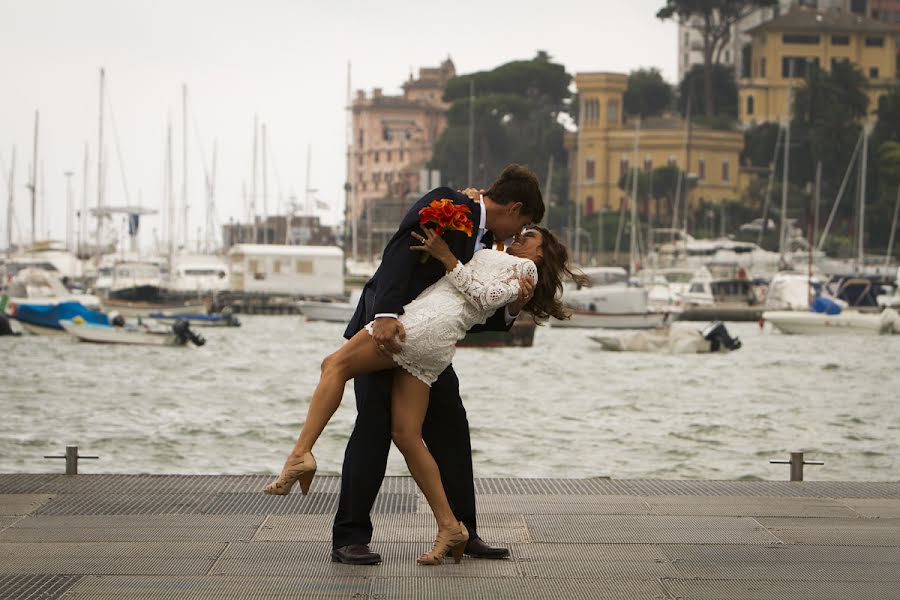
[365,250,538,386]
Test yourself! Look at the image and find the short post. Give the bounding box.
[770,452,824,482]
[43,445,99,475]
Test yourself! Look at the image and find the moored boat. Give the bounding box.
[763,308,899,335]
[10,301,109,335]
[60,318,206,346]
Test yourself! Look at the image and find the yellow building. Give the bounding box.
[566,72,743,217]
[739,7,898,125]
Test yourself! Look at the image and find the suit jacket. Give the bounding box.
[344,186,510,339]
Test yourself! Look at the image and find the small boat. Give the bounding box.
[9,301,109,335]
[147,310,241,327]
[590,321,742,354]
[457,319,537,348]
[763,308,899,335]
[103,261,208,317]
[3,267,101,310]
[298,290,362,324]
[60,318,206,346]
[677,264,765,322]
[554,267,670,330]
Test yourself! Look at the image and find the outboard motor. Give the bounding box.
[172,319,206,347]
[221,306,240,327]
[702,321,741,352]
[0,312,21,336]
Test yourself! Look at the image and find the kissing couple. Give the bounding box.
[265,164,581,565]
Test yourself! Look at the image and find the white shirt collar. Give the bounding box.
[477,194,487,232]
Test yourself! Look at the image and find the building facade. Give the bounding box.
[738,6,898,125]
[566,73,743,219]
[347,59,455,232]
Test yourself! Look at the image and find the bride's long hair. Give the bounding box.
[525,226,587,323]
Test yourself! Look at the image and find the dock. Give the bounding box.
[1,474,899,599]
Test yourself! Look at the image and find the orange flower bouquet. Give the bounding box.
[416,199,473,262]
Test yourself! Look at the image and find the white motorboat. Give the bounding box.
[60,318,206,346]
[102,261,208,317]
[591,321,742,353]
[763,271,824,311]
[677,264,765,322]
[554,267,669,330]
[763,308,899,335]
[298,290,362,324]
[167,254,230,294]
[2,267,101,310]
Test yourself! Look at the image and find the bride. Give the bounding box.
[264,223,580,565]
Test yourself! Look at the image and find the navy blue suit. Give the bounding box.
[334,187,510,547]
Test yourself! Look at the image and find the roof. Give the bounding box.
[746,7,898,35]
[228,244,343,258]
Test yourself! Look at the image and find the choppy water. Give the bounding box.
[2,317,898,481]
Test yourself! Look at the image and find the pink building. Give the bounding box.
[347,59,455,228]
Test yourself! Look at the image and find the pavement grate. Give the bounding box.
[61,575,369,599]
[0,575,81,600]
[0,494,56,516]
[757,516,900,546]
[202,492,416,515]
[34,494,214,516]
[661,578,900,599]
[369,576,670,599]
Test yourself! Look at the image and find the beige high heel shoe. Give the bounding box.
[263,452,317,495]
[417,521,469,566]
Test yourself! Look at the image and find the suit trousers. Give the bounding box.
[331,364,478,548]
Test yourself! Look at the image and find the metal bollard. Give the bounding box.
[43,445,99,475]
[770,452,824,482]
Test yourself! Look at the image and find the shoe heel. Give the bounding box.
[450,540,465,564]
[297,470,315,495]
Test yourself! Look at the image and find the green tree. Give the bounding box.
[623,68,674,118]
[740,122,780,168]
[429,52,572,211]
[677,64,738,122]
[657,0,776,117]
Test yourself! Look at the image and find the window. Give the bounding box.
[585,159,595,181]
[850,0,867,14]
[644,157,652,171]
[683,53,689,67]
[374,150,379,163]
[865,36,885,47]
[831,57,850,70]
[272,260,281,274]
[783,34,820,44]
[698,158,706,180]
[619,158,629,178]
[357,153,363,166]
[607,100,619,124]
[747,95,755,115]
[760,58,766,78]
[683,31,689,46]
[831,35,850,46]
[385,172,394,184]
[386,150,392,162]
[586,196,595,214]
[249,259,260,274]
[722,160,730,182]
[870,66,880,78]
[357,129,364,147]
[399,148,404,161]
[383,128,392,141]
[782,56,819,78]
[295,260,313,274]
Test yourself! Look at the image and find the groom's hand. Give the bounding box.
[372,317,406,354]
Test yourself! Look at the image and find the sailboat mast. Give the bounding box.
[182,84,189,250]
[305,145,312,215]
[857,124,870,272]
[167,119,175,265]
[262,123,268,243]
[97,68,105,252]
[206,141,217,252]
[251,115,258,244]
[29,111,39,249]
[778,67,794,264]
[6,147,14,258]
[81,144,89,256]
[629,118,641,276]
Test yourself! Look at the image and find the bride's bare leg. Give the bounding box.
[287,330,396,458]
[390,371,458,530]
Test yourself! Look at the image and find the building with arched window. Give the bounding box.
[565,72,743,219]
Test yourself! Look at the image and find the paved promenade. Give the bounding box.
[1,474,899,599]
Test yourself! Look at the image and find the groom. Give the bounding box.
[333,164,545,564]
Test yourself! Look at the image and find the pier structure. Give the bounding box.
[1,474,899,599]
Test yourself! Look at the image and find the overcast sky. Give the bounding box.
[1,0,677,251]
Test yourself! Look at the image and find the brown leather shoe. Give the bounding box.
[464,537,510,559]
[331,544,382,565]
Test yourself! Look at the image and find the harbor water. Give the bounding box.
[2,317,898,481]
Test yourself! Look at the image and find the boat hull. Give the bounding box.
[763,310,898,335]
[60,320,184,346]
[677,304,765,322]
[101,299,208,318]
[297,301,355,324]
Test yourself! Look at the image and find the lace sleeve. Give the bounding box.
[446,258,537,312]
